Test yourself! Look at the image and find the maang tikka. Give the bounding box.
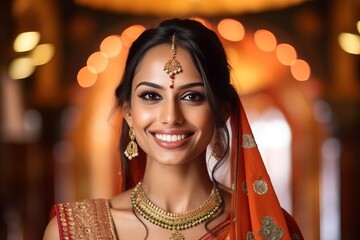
[163,34,183,89]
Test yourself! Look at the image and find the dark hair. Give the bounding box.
[115,18,240,189]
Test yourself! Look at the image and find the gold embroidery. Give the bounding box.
[56,199,117,240]
[253,180,268,195]
[259,216,284,240]
[246,231,255,240]
[242,134,256,148]
[169,230,185,240]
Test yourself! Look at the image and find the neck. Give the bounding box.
[141,156,213,214]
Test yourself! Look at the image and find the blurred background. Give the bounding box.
[0,0,359,239]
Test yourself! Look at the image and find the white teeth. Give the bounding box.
[155,134,186,142]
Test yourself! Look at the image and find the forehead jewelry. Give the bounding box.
[163,34,183,89]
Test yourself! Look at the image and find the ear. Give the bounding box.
[121,101,133,127]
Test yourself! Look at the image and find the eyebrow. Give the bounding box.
[135,81,204,90]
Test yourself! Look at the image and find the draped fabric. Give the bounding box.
[50,101,303,239]
[222,103,303,240]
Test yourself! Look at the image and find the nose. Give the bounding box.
[160,99,184,126]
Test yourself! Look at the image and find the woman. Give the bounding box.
[44,18,303,240]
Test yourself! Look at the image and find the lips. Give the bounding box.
[151,131,193,149]
[154,133,187,142]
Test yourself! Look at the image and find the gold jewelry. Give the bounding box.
[131,181,222,240]
[163,34,183,89]
[124,127,138,160]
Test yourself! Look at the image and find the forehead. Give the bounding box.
[133,44,202,85]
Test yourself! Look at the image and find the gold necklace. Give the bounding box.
[131,181,222,240]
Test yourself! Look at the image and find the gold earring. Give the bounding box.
[124,127,138,160]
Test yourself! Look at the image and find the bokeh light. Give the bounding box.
[338,33,360,55]
[13,31,40,52]
[31,43,55,65]
[121,25,146,47]
[217,18,245,41]
[276,43,297,66]
[254,29,277,52]
[77,66,98,88]
[290,59,311,81]
[8,57,35,79]
[86,51,109,73]
[100,35,123,58]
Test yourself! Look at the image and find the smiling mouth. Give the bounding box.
[154,133,190,142]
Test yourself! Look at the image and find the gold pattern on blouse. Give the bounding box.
[242,134,257,148]
[259,216,284,240]
[56,199,116,240]
[253,179,268,195]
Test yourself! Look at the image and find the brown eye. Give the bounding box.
[181,92,205,102]
[139,92,162,101]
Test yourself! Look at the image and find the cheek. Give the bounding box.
[130,105,154,129]
[188,107,214,134]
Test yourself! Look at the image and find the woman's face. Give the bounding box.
[123,44,214,166]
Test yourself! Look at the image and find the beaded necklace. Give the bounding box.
[131,181,222,240]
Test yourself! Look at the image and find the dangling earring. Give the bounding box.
[124,127,138,160]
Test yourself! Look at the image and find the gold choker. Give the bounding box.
[131,181,222,240]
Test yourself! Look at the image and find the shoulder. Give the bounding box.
[43,216,59,240]
[110,190,150,239]
[44,199,115,240]
[52,198,113,221]
[109,190,134,221]
[53,198,110,211]
[110,189,133,210]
